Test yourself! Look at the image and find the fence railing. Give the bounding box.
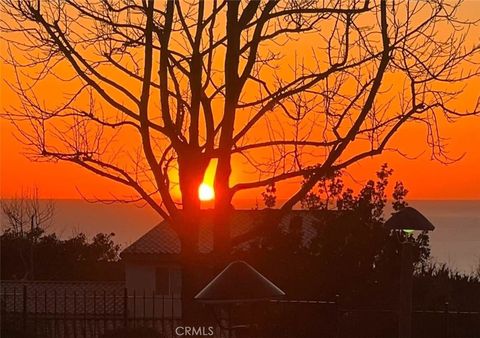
[1,285,182,338]
[265,299,480,338]
[2,286,479,338]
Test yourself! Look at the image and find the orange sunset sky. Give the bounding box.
[0,1,479,203]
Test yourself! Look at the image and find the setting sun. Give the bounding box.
[198,183,215,201]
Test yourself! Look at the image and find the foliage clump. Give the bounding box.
[253,164,438,307]
[1,223,122,281]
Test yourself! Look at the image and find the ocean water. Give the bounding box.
[408,200,480,274]
[1,200,479,274]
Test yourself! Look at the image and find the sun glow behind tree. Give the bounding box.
[198,183,214,202]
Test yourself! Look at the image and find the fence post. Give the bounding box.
[34,289,37,335]
[93,290,97,336]
[1,287,7,330]
[123,288,128,329]
[103,289,107,333]
[162,294,165,335]
[152,289,156,331]
[54,290,57,338]
[335,294,341,338]
[143,289,146,327]
[73,291,77,338]
[22,285,27,331]
[13,287,17,312]
[113,290,117,330]
[444,302,449,338]
[63,289,67,338]
[83,289,87,337]
[133,289,136,328]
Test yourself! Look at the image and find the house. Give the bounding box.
[120,209,336,314]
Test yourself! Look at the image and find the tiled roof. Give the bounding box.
[121,209,335,257]
[122,223,181,255]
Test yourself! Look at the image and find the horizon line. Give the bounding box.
[0,197,479,202]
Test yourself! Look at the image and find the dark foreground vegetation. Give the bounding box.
[234,165,480,311]
[1,194,122,281]
[0,229,123,281]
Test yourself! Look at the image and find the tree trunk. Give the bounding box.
[211,0,241,264]
[177,152,208,323]
[213,159,233,258]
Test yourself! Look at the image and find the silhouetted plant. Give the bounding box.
[262,183,277,209]
[248,165,429,305]
[1,227,122,281]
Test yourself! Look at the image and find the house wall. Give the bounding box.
[124,261,182,318]
[125,264,155,293]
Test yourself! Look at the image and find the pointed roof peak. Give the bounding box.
[195,260,285,303]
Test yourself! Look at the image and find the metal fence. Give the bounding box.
[1,286,479,338]
[1,285,182,338]
[262,300,480,338]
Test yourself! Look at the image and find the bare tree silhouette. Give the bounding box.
[1,188,54,279]
[1,0,479,289]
